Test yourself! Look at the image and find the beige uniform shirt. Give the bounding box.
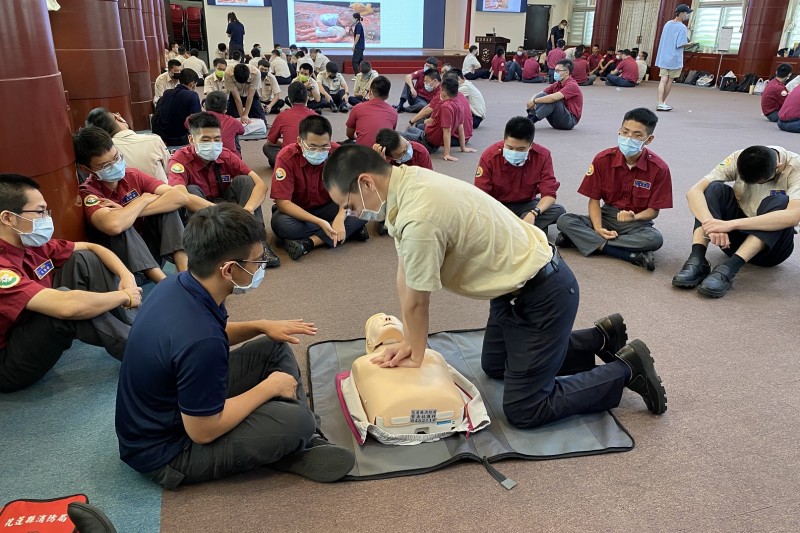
[293,75,321,100]
[258,72,281,102]
[203,73,228,96]
[112,130,170,183]
[385,166,552,299]
[225,63,262,97]
[353,70,379,97]
[153,72,178,104]
[313,53,329,75]
[182,56,208,78]
[317,72,346,93]
[704,146,800,217]
[270,57,291,78]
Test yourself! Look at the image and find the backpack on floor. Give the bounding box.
[735,73,759,92]
[0,494,87,532]
[678,69,696,83]
[695,73,715,87]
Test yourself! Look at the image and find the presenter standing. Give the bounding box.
[351,13,365,80]
[226,12,246,60]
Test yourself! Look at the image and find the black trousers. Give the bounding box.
[262,143,281,167]
[145,337,318,488]
[502,200,566,232]
[695,181,795,267]
[465,69,490,80]
[0,251,134,393]
[481,255,628,429]
[326,88,346,107]
[185,175,264,225]
[227,92,266,121]
[271,202,367,247]
[351,48,364,76]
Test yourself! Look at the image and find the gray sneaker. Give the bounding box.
[271,437,355,482]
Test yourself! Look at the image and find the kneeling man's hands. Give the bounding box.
[371,341,422,368]
[264,371,297,399]
[263,319,318,344]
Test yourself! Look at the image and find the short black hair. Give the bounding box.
[287,80,308,103]
[469,45,477,53]
[557,59,574,73]
[446,68,464,80]
[607,47,615,52]
[251,47,260,58]
[298,63,313,75]
[183,203,267,278]
[290,44,297,50]
[179,68,199,85]
[375,128,402,154]
[271,49,280,57]
[230,50,241,61]
[258,59,270,69]
[296,50,306,58]
[426,56,438,67]
[495,47,505,57]
[0,174,40,214]
[424,70,441,83]
[322,144,391,194]
[640,51,649,60]
[85,107,117,136]
[167,59,182,70]
[777,63,793,78]
[213,58,227,68]
[73,126,114,166]
[187,112,221,135]
[233,63,250,83]
[325,61,338,74]
[440,77,458,97]
[298,115,332,139]
[300,47,308,54]
[205,91,228,113]
[178,46,186,55]
[622,49,632,57]
[575,45,585,56]
[737,146,777,184]
[190,48,200,57]
[360,61,372,74]
[557,39,565,48]
[504,116,535,143]
[218,43,227,51]
[622,108,658,135]
[369,75,391,98]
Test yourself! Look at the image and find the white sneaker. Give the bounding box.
[656,103,673,111]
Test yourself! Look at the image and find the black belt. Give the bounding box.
[510,246,561,297]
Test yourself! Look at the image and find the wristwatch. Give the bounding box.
[532,207,542,216]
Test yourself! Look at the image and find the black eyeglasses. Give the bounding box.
[232,251,272,268]
[15,209,52,219]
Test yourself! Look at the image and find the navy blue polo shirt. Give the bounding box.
[115,271,230,473]
[153,84,201,144]
[227,21,245,46]
[354,21,365,50]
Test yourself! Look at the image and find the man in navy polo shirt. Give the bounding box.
[115,203,355,488]
[152,69,201,147]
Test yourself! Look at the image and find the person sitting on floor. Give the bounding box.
[546,39,567,83]
[289,63,328,114]
[270,116,369,261]
[606,49,639,87]
[317,62,350,113]
[671,145,800,297]
[215,42,227,60]
[522,54,546,83]
[777,73,800,133]
[760,63,792,123]
[444,71,474,146]
[152,69,201,147]
[488,47,507,83]
[636,51,649,83]
[198,91,245,156]
[73,127,189,283]
[556,108,672,271]
[395,57,439,113]
[527,59,583,131]
[475,117,565,234]
[167,112,279,267]
[345,76,397,146]
[269,49,292,85]
[505,46,526,81]
[374,128,433,171]
[225,62,267,122]
[310,48,329,75]
[587,44,602,75]
[571,45,596,86]
[153,60,181,104]
[593,47,617,79]
[85,107,171,183]
[263,82,316,168]
[349,61,379,106]
[0,173,140,393]
[462,45,490,80]
[402,71,442,130]
[451,68,486,128]
[115,202,355,488]
[182,48,208,84]
[204,59,228,98]
[256,59,285,115]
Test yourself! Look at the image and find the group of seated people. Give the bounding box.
[759,62,800,133]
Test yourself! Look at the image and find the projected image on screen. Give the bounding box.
[208,0,268,6]
[478,0,523,12]
[288,0,424,48]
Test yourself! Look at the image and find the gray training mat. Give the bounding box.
[307,329,635,484]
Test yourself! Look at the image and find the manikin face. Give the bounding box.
[365,313,405,353]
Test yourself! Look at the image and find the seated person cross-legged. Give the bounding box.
[348,61,379,106]
[760,64,792,123]
[344,76,398,146]
[287,63,329,114]
[115,203,355,488]
[73,127,189,284]
[0,174,140,393]
[605,50,639,87]
[474,117,565,235]
[167,112,280,268]
[672,145,800,298]
[527,60,583,131]
[256,59,286,115]
[317,62,350,113]
[270,115,368,261]
[777,84,800,133]
[263,82,316,168]
[152,69,201,147]
[395,57,439,113]
[556,108,673,271]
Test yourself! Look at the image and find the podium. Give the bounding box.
[475,35,511,64]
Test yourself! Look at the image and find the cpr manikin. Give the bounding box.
[337,313,490,445]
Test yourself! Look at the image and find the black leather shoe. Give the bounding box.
[284,239,310,261]
[632,251,655,271]
[353,225,370,242]
[554,232,574,248]
[263,241,281,268]
[616,339,667,415]
[671,256,711,288]
[594,313,628,364]
[339,103,349,113]
[697,264,736,298]
[271,436,355,482]
[376,221,389,236]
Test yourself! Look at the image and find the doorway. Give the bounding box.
[617,0,659,59]
[524,5,551,51]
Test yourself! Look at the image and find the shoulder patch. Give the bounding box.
[170,163,185,173]
[275,167,287,181]
[475,166,483,178]
[0,270,21,289]
[781,90,788,97]
[719,157,732,168]
[83,195,100,207]
[586,164,594,176]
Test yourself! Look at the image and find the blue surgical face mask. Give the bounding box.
[503,148,528,167]
[231,262,265,295]
[396,141,414,164]
[196,141,223,161]
[618,135,645,158]
[554,71,563,82]
[12,214,54,248]
[357,182,386,222]
[423,64,432,71]
[96,157,126,182]
[424,82,434,92]
[302,147,329,166]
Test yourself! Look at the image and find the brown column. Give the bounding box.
[591,0,622,49]
[738,0,791,76]
[143,0,162,82]
[155,0,169,71]
[0,1,84,240]
[649,1,682,81]
[119,0,153,130]
[50,0,133,131]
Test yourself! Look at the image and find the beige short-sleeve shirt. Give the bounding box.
[384,166,552,299]
[353,70,379,97]
[224,63,262,95]
[112,130,170,183]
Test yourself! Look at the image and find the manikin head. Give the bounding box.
[365,313,405,353]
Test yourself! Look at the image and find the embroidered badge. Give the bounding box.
[83,195,100,207]
[719,157,732,167]
[475,166,483,178]
[634,180,652,189]
[34,259,54,280]
[781,90,788,97]
[275,168,287,181]
[770,189,787,196]
[221,174,231,183]
[0,270,21,289]
[121,189,140,205]
[171,163,185,173]
[586,164,594,176]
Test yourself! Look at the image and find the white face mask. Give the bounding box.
[11,213,54,248]
[356,182,386,222]
[229,262,265,294]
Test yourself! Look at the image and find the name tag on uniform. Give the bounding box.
[220,174,231,183]
[634,180,651,190]
[770,189,787,196]
[121,189,140,205]
[35,259,54,280]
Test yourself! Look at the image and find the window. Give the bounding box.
[785,0,800,50]
[692,0,743,53]
[569,0,596,46]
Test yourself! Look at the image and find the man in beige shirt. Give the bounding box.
[225,62,265,121]
[269,49,292,84]
[257,59,285,114]
[348,61,378,106]
[84,107,171,183]
[154,60,182,104]
[182,49,209,81]
[322,145,668,429]
[204,59,228,97]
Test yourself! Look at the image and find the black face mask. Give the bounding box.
[260,71,268,80]
[171,72,181,80]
